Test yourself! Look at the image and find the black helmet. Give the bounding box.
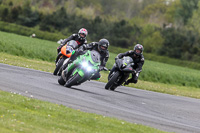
[134,44,143,56]
[78,28,88,40]
[98,39,109,52]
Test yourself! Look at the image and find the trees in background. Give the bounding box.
[175,0,199,25]
[17,2,40,27]
[40,7,68,31]
[0,0,200,62]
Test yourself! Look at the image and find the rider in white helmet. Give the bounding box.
[55,28,88,62]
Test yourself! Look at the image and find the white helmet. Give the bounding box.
[78,28,88,40]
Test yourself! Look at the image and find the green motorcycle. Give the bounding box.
[58,50,101,87]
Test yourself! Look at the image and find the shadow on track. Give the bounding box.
[112,90,146,99]
[67,86,105,96]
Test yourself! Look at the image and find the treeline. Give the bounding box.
[0,0,200,62]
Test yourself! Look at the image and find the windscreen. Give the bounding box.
[123,56,133,64]
[66,46,74,54]
[90,50,101,63]
[67,40,78,49]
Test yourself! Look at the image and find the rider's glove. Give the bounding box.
[132,69,138,74]
[103,67,108,71]
[99,66,108,71]
[57,39,64,44]
[78,46,84,52]
[115,57,119,61]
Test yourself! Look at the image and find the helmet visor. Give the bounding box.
[100,45,107,50]
[135,49,142,54]
[79,33,86,38]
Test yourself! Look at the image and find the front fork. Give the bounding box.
[114,72,129,86]
[55,52,63,64]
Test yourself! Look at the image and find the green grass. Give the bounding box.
[0,30,200,87]
[1,31,200,88]
[0,90,167,133]
[1,52,200,99]
[141,60,200,87]
[0,30,58,62]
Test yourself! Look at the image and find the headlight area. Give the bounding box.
[81,62,93,72]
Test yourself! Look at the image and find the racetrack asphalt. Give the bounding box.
[0,63,200,133]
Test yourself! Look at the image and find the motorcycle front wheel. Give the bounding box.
[64,73,81,88]
[105,71,120,90]
[58,75,66,85]
[53,58,65,75]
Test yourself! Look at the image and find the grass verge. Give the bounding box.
[0,90,167,133]
[0,52,200,99]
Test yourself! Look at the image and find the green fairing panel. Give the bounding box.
[67,50,101,79]
[73,68,84,77]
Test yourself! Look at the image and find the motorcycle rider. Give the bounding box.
[55,28,88,62]
[63,38,110,80]
[110,44,144,85]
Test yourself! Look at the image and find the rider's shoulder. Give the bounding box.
[95,42,99,45]
[91,42,98,46]
[72,34,77,37]
[127,50,134,54]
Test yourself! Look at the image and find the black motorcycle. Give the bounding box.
[105,56,135,91]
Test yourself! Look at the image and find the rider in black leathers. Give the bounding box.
[63,39,110,80]
[110,44,144,85]
[55,28,88,62]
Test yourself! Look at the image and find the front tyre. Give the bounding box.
[64,73,81,88]
[53,58,65,75]
[105,71,120,90]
